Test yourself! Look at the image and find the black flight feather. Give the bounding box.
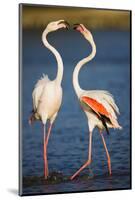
[100,115,110,135]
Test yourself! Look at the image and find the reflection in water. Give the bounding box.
[21,30,131,195]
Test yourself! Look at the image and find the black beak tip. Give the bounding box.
[73,23,80,30]
[64,21,70,30]
[58,20,70,30]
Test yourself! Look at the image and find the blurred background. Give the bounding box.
[21,5,130,30]
[20,4,131,195]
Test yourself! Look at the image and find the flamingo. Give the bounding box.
[29,20,69,179]
[70,24,122,180]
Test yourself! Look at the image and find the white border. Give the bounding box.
[0,0,134,199]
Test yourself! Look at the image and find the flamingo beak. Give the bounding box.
[73,23,80,30]
[73,24,84,32]
[58,20,70,30]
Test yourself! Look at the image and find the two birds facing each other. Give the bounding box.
[29,20,122,180]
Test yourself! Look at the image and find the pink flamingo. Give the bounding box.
[70,24,122,180]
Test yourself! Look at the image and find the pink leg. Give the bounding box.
[43,124,48,179]
[70,131,93,180]
[100,132,112,175]
[44,142,48,179]
[44,123,52,177]
[45,123,52,146]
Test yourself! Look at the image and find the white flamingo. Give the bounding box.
[29,20,69,179]
[70,24,122,180]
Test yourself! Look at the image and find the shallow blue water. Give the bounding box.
[21,29,131,195]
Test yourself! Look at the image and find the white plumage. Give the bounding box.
[32,74,50,111]
[32,75,62,124]
[29,20,69,179]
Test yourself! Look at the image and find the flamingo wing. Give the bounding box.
[85,90,120,115]
[32,74,50,110]
[80,96,112,134]
[81,96,110,118]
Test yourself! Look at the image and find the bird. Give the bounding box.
[29,20,69,179]
[70,24,122,180]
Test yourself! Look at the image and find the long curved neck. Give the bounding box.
[42,29,63,84]
[73,37,96,97]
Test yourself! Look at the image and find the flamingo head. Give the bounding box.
[46,20,70,32]
[73,24,93,41]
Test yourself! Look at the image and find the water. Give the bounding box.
[21,29,131,195]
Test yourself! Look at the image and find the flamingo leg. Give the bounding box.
[43,124,48,179]
[45,123,52,146]
[100,132,112,175]
[70,131,93,180]
[44,123,53,176]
